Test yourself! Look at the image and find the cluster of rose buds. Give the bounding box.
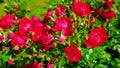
[96,0,115,19]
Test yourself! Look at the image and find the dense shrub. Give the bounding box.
[0,0,120,68]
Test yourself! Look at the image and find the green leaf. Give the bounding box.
[1,52,11,63]
[95,64,107,68]
[58,54,66,66]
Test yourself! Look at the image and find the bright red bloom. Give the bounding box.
[56,4,66,16]
[96,9,103,15]
[0,14,15,30]
[19,18,33,33]
[44,9,53,20]
[53,17,71,31]
[32,16,41,24]
[32,21,48,32]
[84,27,108,48]
[8,32,14,39]
[72,1,91,16]
[64,45,81,62]
[53,16,72,37]
[11,30,29,47]
[32,28,43,44]
[103,9,116,19]
[32,28,53,46]
[31,16,48,32]
[63,26,73,37]
[41,32,53,45]
[31,16,51,45]
[19,17,46,34]
[25,61,43,68]
[97,9,116,19]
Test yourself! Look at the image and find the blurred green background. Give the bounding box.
[0,0,49,18]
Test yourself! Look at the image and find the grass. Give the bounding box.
[0,0,49,18]
[26,0,49,18]
[0,2,6,17]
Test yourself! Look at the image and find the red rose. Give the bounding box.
[96,9,103,15]
[0,14,15,30]
[56,4,66,16]
[53,16,71,31]
[72,1,91,16]
[84,27,108,48]
[97,9,116,19]
[32,16,41,24]
[41,32,53,46]
[11,30,29,47]
[31,16,52,45]
[8,32,14,39]
[103,9,116,19]
[31,17,48,32]
[19,18,33,33]
[32,28,43,44]
[63,26,73,37]
[31,17,49,44]
[64,44,81,62]
[25,61,43,68]
[32,22,48,32]
[44,9,53,20]
[52,16,72,37]
[32,28,53,46]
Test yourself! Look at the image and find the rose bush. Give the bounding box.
[0,0,120,68]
